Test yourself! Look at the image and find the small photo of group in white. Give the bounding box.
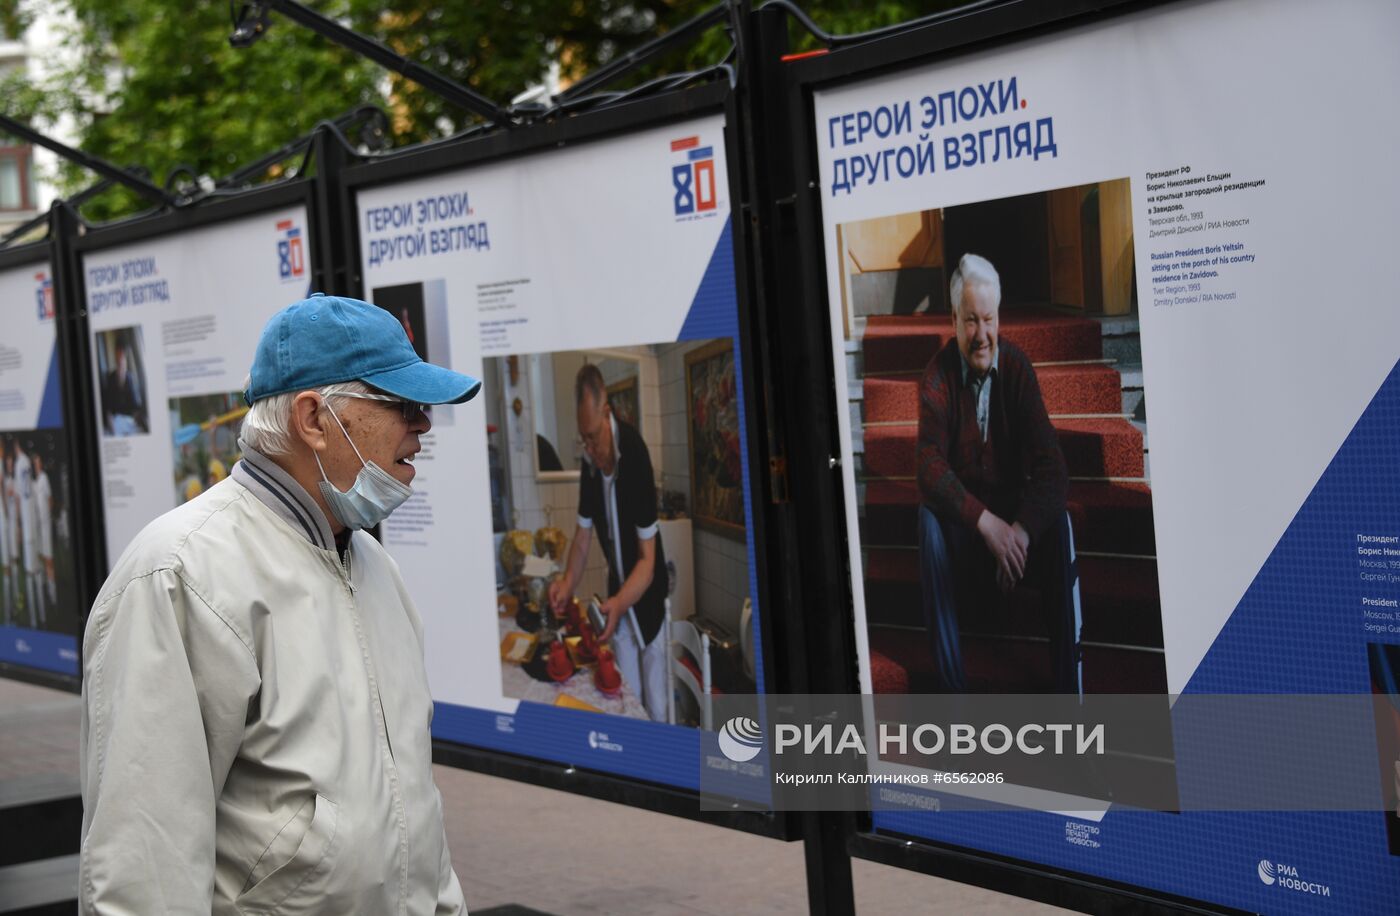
[0,431,74,633]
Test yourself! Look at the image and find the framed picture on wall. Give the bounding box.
[684,339,744,538]
[606,375,639,429]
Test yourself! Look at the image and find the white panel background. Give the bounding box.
[85,206,312,563]
[812,0,1400,693]
[0,261,55,432]
[357,115,731,709]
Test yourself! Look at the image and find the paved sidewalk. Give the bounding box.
[0,676,81,783]
[1,677,1065,914]
[438,763,1067,916]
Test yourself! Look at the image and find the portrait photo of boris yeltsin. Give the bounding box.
[842,178,1164,698]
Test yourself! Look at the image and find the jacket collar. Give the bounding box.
[232,439,337,552]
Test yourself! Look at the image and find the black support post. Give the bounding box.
[0,117,174,207]
[732,4,858,914]
[309,126,355,297]
[50,202,108,662]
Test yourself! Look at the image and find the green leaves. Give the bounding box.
[6,1,379,221]
[4,0,966,222]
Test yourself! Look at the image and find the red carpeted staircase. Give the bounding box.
[855,307,1167,694]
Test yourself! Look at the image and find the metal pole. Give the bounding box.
[215,105,385,189]
[732,2,857,913]
[0,116,174,206]
[241,1,510,125]
[308,125,355,297]
[557,3,729,101]
[49,202,109,642]
[0,176,132,246]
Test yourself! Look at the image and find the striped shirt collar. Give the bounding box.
[232,438,336,552]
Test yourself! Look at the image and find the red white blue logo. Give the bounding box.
[34,271,54,320]
[670,135,717,218]
[276,219,306,282]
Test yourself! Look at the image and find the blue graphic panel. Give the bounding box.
[874,360,1400,910]
[36,343,64,429]
[0,626,78,676]
[1184,361,1400,696]
[675,216,737,342]
[433,701,702,789]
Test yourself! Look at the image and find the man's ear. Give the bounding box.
[290,392,328,452]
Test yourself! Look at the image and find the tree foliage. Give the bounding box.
[0,0,965,222]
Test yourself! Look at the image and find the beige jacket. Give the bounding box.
[80,445,465,915]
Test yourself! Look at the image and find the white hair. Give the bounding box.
[240,378,373,456]
[949,253,1001,315]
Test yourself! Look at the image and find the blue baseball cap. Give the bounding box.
[244,293,481,406]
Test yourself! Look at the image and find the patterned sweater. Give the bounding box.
[916,337,1068,541]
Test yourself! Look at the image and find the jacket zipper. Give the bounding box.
[340,550,356,594]
[339,544,408,913]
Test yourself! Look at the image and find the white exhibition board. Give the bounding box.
[812,0,1400,908]
[0,258,80,674]
[814,0,1400,696]
[358,113,756,787]
[85,206,312,562]
[0,261,57,433]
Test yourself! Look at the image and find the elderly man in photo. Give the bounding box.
[917,253,1080,694]
[99,342,147,435]
[80,294,479,914]
[548,364,669,722]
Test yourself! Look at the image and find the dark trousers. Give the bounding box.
[918,505,1081,694]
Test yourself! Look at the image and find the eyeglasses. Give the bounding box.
[335,391,431,422]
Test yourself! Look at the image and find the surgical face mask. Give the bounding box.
[313,401,411,530]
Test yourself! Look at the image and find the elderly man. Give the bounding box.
[99,342,147,435]
[80,294,479,914]
[547,364,668,721]
[917,253,1079,694]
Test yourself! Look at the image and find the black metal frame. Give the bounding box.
[336,80,728,194]
[0,659,77,693]
[766,0,1228,913]
[230,1,509,125]
[851,830,1248,915]
[2,175,128,248]
[334,79,804,844]
[0,115,175,207]
[70,178,316,261]
[554,3,730,104]
[433,740,791,839]
[729,6,865,910]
